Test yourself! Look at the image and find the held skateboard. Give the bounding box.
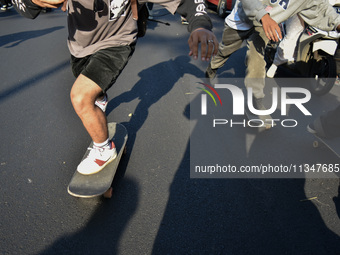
[312,134,340,158]
[67,122,128,198]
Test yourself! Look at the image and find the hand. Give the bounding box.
[261,14,282,42]
[32,0,66,8]
[188,28,218,61]
[61,0,67,12]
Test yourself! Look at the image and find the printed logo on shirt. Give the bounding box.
[109,0,129,21]
[265,6,273,12]
[195,0,208,17]
[270,0,289,10]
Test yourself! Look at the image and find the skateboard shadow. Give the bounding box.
[38,177,140,255]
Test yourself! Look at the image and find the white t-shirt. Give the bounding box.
[225,0,253,30]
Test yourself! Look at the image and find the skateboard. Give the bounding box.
[312,134,340,158]
[67,122,128,198]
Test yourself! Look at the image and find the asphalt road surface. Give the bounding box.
[1,5,340,255]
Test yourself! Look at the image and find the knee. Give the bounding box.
[70,87,95,116]
[70,74,103,115]
[70,89,84,115]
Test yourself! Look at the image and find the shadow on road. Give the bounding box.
[151,78,340,253]
[0,26,64,48]
[39,177,139,255]
[38,55,205,254]
[106,55,201,177]
[0,60,69,103]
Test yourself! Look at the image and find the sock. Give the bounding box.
[93,139,111,149]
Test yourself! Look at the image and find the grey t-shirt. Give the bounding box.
[67,0,180,58]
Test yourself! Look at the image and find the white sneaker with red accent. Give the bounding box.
[77,141,117,175]
[95,93,108,112]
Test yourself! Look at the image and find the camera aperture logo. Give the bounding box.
[196,82,312,128]
[197,82,222,112]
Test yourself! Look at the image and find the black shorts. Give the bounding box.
[70,44,136,92]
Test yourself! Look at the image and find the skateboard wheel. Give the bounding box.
[123,146,127,155]
[313,141,319,148]
[103,187,113,198]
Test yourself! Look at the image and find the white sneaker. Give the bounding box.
[266,64,278,78]
[95,93,108,112]
[77,141,117,175]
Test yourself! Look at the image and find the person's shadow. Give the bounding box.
[106,55,203,171]
[151,69,340,253]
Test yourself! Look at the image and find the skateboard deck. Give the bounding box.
[313,134,340,158]
[68,122,128,198]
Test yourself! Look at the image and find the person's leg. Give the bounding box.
[267,15,304,78]
[70,45,135,174]
[70,74,108,144]
[244,26,275,126]
[147,2,154,19]
[245,26,269,100]
[334,42,340,85]
[206,24,252,79]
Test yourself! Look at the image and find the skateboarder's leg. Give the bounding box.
[70,74,109,144]
[245,26,269,100]
[70,75,117,175]
[69,45,135,174]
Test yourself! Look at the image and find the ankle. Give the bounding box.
[93,139,110,148]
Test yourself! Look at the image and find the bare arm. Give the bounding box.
[260,14,282,42]
[176,0,218,61]
[32,0,65,8]
[241,0,282,41]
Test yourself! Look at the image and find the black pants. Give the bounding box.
[71,44,136,92]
